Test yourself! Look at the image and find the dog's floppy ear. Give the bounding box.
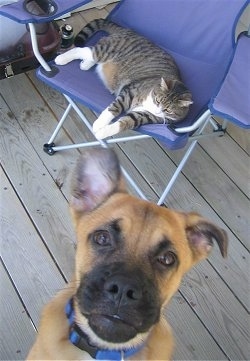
[70,148,125,213]
[185,213,228,262]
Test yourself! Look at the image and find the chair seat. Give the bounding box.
[37,47,221,149]
[37,33,222,150]
[37,60,187,149]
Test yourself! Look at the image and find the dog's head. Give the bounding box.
[69,148,228,350]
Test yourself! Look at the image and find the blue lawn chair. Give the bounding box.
[1,0,249,204]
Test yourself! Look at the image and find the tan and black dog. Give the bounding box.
[27,148,228,360]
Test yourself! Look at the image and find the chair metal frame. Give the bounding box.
[42,91,221,203]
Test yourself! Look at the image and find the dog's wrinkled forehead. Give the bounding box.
[75,195,192,275]
[85,199,180,251]
[98,198,184,251]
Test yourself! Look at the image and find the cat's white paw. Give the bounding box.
[92,108,115,133]
[55,53,70,65]
[55,48,82,65]
[79,47,95,70]
[94,122,121,139]
[79,60,95,70]
[55,47,95,70]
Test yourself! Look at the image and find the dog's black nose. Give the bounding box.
[104,275,142,304]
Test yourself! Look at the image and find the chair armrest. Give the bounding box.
[209,33,250,129]
[0,0,92,23]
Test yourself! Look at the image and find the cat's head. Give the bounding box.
[152,78,193,123]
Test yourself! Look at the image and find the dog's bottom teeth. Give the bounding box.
[88,314,137,343]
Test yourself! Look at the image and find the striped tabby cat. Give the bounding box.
[55,19,193,139]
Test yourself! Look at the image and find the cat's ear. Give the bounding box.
[178,93,193,108]
[161,78,175,90]
[178,99,193,107]
[161,77,168,89]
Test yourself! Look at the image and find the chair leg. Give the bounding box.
[43,103,73,155]
[120,167,148,200]
[157,115,214,205]
[42,95,148,199]
[157,139,198,205]
[68,99,149,199]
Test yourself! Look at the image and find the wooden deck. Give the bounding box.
[0,4,249,361]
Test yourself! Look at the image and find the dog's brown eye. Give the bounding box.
[158,252,176,266]
[93,230,111,246]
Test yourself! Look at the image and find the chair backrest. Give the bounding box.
[109,0,248,126]
[110,0,247,66]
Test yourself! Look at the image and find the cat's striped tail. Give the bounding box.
[74,18,121,47]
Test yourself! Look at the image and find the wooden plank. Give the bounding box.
[169,144,249,250]
[0,169,66,327]
[166,293,227,361]
[215,117,250,155]
[199,132,249,197]
[179,263,250,360]
[226,125,250,155]
[0,262,36,360]
[0,89,76,281]
[0,75,78,197]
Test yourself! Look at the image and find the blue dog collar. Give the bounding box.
[65,298,143,360]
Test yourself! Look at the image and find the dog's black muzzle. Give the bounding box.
[76,262,161,343]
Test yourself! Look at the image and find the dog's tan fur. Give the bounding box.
[27,148,228,360]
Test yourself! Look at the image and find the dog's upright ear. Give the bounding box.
[185,213,228,262]
[70,148,125,213]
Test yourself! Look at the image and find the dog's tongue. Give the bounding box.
[89,314,137,343]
